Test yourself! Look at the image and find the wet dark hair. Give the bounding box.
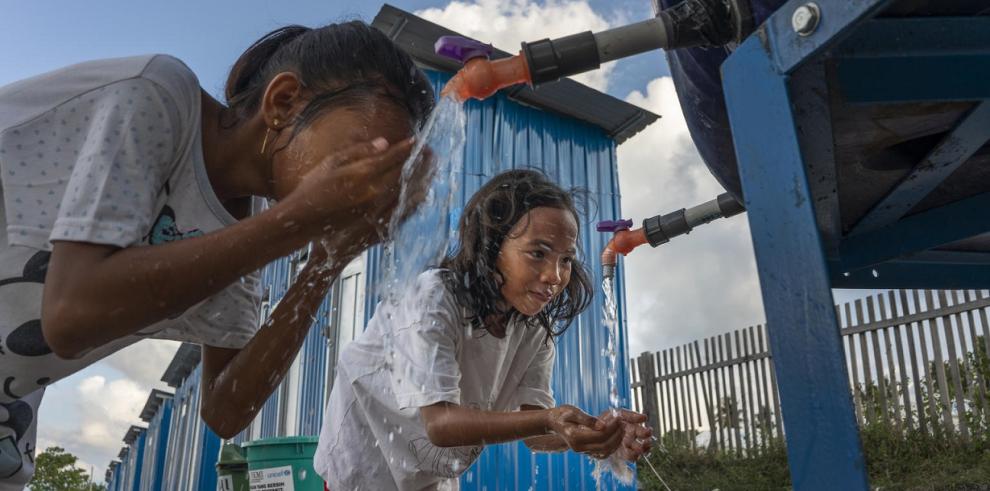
[224,22,434,140]
[440,169,594,342]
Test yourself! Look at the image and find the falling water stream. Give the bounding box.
[379,96,466,306]
[593,276,635,487]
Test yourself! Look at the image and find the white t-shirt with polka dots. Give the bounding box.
[0,54,262,350]
[0,55,263,488]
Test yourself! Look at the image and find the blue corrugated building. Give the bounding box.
[106,5,657,490]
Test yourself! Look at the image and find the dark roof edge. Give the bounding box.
[372,4,659,144]
[160,343,202,388]
[139,389,174,422]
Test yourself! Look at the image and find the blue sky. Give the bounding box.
[0,0,668,103]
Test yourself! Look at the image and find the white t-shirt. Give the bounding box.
[0,55,262,488]
[314,269,556,491]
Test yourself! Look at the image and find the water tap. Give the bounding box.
[597,219,647,279]
[434,36,532,101]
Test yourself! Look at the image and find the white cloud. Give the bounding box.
[101,340,181,389]
[41,376,148,459]
[37,340,178,481]
[416,0,618,92]
[616,77,766,356]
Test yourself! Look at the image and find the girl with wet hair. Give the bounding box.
[315,169,653,490]
[0,21,432,487]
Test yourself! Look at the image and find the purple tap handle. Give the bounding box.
[596,219,633,232]
[434,36,494,64]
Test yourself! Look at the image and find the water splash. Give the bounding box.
[593,276,634,487]
[379,96,466,306]
[595,276,669,490]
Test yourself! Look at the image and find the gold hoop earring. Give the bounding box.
[260,118,280,155]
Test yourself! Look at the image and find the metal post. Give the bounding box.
[722,35,869,491]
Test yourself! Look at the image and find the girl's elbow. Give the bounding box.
[40,304,88,359]
[424,420,456,447]
[201,404,243,440]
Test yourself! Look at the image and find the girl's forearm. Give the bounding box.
[523,434,570,452]
[200,244,348,438]
[420,402,550,447]
[42,201,336,357]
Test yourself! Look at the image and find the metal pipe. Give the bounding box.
[520,0,750,87]
[594,17,669,64]
[644,193,745,247]
[598,193,745,279]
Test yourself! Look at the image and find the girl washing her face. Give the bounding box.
[315,169,652,490]
[0,21,433,488]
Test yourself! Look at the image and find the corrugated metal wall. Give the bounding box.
[137,399,173,491]
[362,71,634,490]
[159,364,220,491]
[109,68,632,490]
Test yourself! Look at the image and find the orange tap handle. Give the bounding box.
[601,228,648,267]
[441,53,532,101]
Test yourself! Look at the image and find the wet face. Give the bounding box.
[495,207,578,317]
[270,98,412,200]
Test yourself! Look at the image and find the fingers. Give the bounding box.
[611,409,648,425]
[326,137,391,166]
[560,407,600,429]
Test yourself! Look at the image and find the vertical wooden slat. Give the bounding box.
[954,291,982,426]
[845,303,864,427]
[687,342,701,448]
[855,300,875,424]
[704,338,718,451]
[677,345,691,435]
[756,325,774,445]
[657,348,668,436]
[962,291,988,421]
[866,296,890,422]
[902,290,927,435]
[693,340,717,452]
[927,290,955,436]
[716,334,739,451]
[878,294,903,432]
[664,348,676,435]
[888,291,913,432]
[745,326,762,452]
[691,342,704,436]
[710,336,726,452]
[725,332,743,455]
[937,290,969,440]
[950,291,974,412]
[765,325,784,442]
[738,329,754,452]
[630,357,640,414]
[917,290,940,435]
[747,326,766,450]
[637,353,661,436]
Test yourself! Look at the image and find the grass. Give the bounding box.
[637,425,990,490]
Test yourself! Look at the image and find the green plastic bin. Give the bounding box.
[243,436,322,490]
[216,443,249,491]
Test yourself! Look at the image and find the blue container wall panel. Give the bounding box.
[258,385,280,438]
[138,399,173,491]
[159,365,220,491]
[298,294,332,434]
[363,70,633,490]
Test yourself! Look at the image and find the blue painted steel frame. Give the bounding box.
[721,0,898,488]
[726,0,990,487]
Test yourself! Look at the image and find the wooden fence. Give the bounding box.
[630,289,990,453]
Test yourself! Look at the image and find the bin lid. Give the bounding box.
[217,443,247,466]
[242,436,319,448]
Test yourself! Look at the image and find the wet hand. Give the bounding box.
[546,405,623,457]
[282,137,415,241]
[597,409,653,461]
